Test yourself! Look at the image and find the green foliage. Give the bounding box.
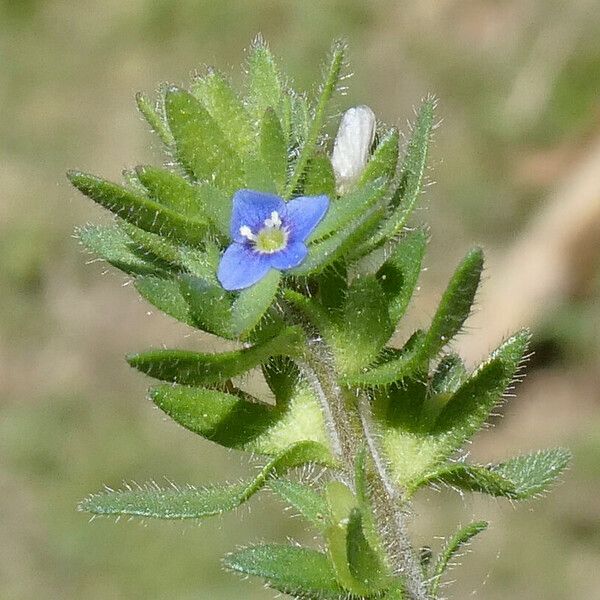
[71,39,570,600]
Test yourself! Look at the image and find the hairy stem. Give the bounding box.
[356,391,429,600]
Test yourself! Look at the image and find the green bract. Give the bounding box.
[72,37,570,600]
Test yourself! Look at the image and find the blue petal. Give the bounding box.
[230,190,286,242]
[267,242,308,270]
[285,195,329,242]
[217,243,272,291]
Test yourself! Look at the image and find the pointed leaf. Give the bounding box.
[135,91,174,146]
[309,180,386,242]
[358,128,399,187]
[179,274,234,338]
[429,521,488,596]
[346,508,389,591]
[371,98,435,246]
[286,40,345,197]
[77,225,166,277]
[191,69,254,154]
[230,269,281,338]
[246,37,283,119]
[119,221,181,265]
[135,276,194,326]
[224,544,346,599]
[269,479,328,528]
[79,442,330,520]
[419,247,483,359]
[164,87,244,192]
[134,165,203,219]
[127,326,304,385]
[68,171,208,246]
[303,153,336,198]
[330,275,394,375]
[260,107,287,194]
[377,229,427,324]
[151,381,331,459]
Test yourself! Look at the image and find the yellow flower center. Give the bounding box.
[239,211,288,254]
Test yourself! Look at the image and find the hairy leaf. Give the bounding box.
[191,69,254,154]
[127,326,304,385]
[269,479,329,528]
[77,225,166,277]
[303,153,336,198]
[135,91,174,146]
[165,87,244,192]
[224,544,346,599]
[135,276,194,327]
[79,442,330,520]
[68,171,208,246]
[260,107,287,194]
[358,128,399,187]
[429,521,488,596]
[246,37,283,120]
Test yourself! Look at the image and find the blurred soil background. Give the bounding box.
[1,1,600,598]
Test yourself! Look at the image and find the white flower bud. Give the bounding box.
[331,105,376,194]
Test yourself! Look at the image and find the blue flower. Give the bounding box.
[217,190,329,291]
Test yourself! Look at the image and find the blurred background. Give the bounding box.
[1,1,599,598]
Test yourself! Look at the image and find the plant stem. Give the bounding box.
[356,390,429,600]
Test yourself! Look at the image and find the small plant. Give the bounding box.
[71,38,570,599]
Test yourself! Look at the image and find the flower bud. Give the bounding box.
[331,105,376,193]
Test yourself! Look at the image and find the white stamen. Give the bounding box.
[264,211,282,228]
[239,225,256,241]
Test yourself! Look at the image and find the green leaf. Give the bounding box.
[164,87,244,192]
[135,276,194,326]
[191,69,254,154]
[419,247,483,359]
[429,354,467,397]
[179,274,234,338]
[134,165,203,219]
[358,128,399,187]
[432,330,530,447]
[151,379,332,459]
[127,326,304,385]
[290,204,384,276]
[68,171,209,246]
[309,180,386,242]
[246,36,283,119]
[379,331,530,485]
[377,229,427,325]
[135,91,174,146]
[77,225,166,277]
[79,441,330,520]
[371,98,435,246]
[285,40,345,197]
[196,183,232,237]
[260,107,287,194]
[230,269,281,339]
[303,153,336,198]
[224,544,346,599]
[342,330,427,387]
[429,521,488,596]
[119,221,181,265]
[329,275,394,376]
[269,479,328,528]
[346,508,389,592]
